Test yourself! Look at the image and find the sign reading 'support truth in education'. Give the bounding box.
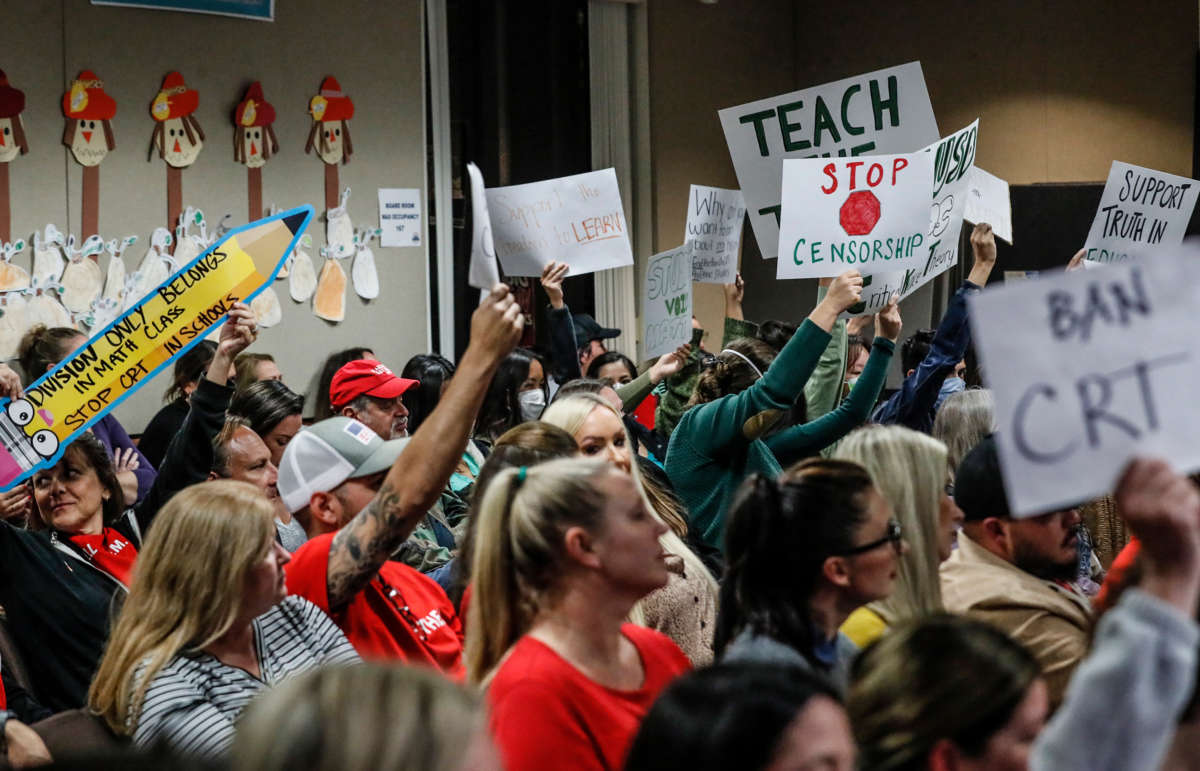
[685,185,746,284]
[643,243,694,360]
[1082,161,1200,264]
[719,62,939,259]
[969,247,1200,517]
[486,168,634,277]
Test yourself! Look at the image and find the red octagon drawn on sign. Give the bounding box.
[840,190,881,236]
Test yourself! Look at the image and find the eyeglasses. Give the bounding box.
[838,519,903,556]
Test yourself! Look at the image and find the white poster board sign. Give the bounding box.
[776,151,934,280]
[970,250,1200,516]
[719,61,939,259]
[1082,161,1199,265]
[378,188,422,247]
[466,163,500,291]
[964,167,1013,244]
[840,121,980,315]
[643,242,694,359]
[486,168,633,277]
[685,185,746,284]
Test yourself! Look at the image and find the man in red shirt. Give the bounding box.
[280,286,523,679]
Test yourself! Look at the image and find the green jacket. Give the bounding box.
[664,318,831,547]
[655,317,758,438]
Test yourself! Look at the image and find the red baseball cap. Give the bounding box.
[330,359,418,409]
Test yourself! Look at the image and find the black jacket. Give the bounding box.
[0,379,231,713]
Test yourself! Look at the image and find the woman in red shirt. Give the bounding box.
[466,457,692,771]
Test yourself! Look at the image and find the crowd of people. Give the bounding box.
[0,221,1196,771]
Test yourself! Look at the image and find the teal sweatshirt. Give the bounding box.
[665,318,831,548]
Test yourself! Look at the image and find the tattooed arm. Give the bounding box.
[326,285,523,613]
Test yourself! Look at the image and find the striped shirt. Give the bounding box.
[133,596,359,758]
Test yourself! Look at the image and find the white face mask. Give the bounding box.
[518,388,546,422]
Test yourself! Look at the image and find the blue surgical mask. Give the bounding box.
[935,377,966,410]
[518,389,546,422]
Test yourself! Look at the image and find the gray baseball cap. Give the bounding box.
[277,417,408,514]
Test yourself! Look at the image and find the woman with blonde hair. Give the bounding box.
[467,457,691,770]
[89,481,358,759]
[233,662,494,771]
[542,393,719,664]
[835,425,963,647]
[932,388,995,476]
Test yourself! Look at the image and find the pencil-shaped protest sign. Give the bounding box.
[0,205,314,489]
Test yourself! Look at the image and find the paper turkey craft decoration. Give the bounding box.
[149,72,204,254]
[0,71,27,243]
[62,71,117,239]
[234,82,279,221]
[305,76,353,210]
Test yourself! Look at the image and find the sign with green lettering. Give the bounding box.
[719,62,938,259]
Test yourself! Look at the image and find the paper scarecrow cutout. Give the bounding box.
[0,71,27,164]
[150,72,204,168]
[306,76,353,166]
[234,82,278,169]
[62,71,116,167]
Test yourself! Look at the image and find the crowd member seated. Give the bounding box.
[665,270,898,546]
[0,306,253,713]
[474,348,549,443]
[626,663,855,771]
[836,426,962,647]
[19,325,156,506]
[542,394,718,664]
[88,481,359,759]
[233,662,494,771]
[871,223,997,433]
[940,435,1092,708]
[716,458,903,691]
[851,458,1200,771]
[312,347,374,421]
[467,458,691,770]
[329,358,417,440]
[280,285,522,677]
[232,352,282,392]
[138,340,217,469]
[931,388,995,476]
[209,417,305,552]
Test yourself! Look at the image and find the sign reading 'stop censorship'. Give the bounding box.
[776,151,934,279]
[719,62,938,259]
[969,249,1200,517]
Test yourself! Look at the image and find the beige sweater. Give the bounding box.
[640,555,717,666]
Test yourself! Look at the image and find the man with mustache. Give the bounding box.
[940,434,1094,710]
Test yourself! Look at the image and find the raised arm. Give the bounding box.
[540,261,583,382]
[872,224,996,432]
[132,304,255,532]
[1032,459,1200,771]
[325,285,522,612]
[684,270,862,453]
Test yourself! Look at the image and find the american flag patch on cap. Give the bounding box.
[343,420,374,445]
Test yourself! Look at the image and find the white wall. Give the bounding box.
[3,0,427,430]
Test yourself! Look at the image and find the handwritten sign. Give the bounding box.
[486,168,633,277]
[685,185,746,284]
[969,248,1200,516]
[840,121,980,314]
[466,163,499,291]
[964,167,1012,244]
[776,150,934,280]
[0,206,313,489]
[719,62,938,259]
[1082,161,1199,264]
[643,243,693,359]
[377,188,422,247]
